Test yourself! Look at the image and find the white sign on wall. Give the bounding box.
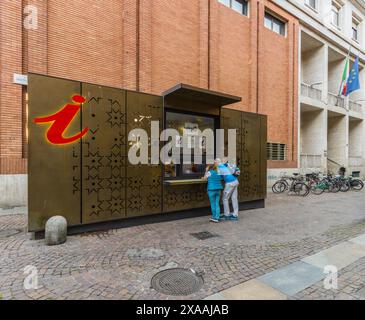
[13,73,28,86]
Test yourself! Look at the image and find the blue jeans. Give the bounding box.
[208,190,222,220]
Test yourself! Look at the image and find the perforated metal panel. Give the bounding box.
[126,91,163,217]
[81,84,127,223]
[220,108,243,162]
[28,74,81,232]
[163,184,210,213]
[259,115,268,198]
[220,108,267,203]
[241,112,261,201]
[220,108,243,200]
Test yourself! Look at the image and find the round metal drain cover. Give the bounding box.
[0,229,22,239]
[151,268,204,296]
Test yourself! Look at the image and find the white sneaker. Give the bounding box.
[210,218,219,223]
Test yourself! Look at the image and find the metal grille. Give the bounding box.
[267,143,286,161]
[191,231,217,240]
[151,268,204,296]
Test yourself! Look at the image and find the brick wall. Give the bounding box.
[0,0,299,174]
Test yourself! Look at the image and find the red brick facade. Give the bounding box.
[0,0,299,174]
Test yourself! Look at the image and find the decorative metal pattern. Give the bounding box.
[28,74,81,232]
[126,92,163,217]
[220,109,267,203]
[81,84,127,224]
[241,112,261,201]
[164,184,210,213]
[28,74,267,233]
[259,115,268,198]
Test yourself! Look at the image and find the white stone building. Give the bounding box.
[267,0,365,183]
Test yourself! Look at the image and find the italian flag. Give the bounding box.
[340,57,350,96]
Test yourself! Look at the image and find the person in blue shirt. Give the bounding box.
[203,160,224,223]
[218,159,240,221]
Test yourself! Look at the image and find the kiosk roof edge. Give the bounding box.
[162,83,242,108]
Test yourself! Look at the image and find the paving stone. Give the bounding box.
[349,234,365,247]
[204,293,226,300]
[219,279,287,300]
[355,287,365,299]
[302,242,365,270]
[258,261,325,296]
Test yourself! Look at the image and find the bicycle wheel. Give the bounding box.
[340,181,350,192]
[294,182,310,197]
[311,183,325,195]
[272,181,287,194]
[329,182,340,193]
[351,179,364,191]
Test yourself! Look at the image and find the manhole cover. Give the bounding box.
[151,268,204,296]
[191,231,217,240]
[0,229,22,239]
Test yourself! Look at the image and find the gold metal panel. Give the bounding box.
[81,84,127,223]
[163,184,210,213]
[28,74,81,232]
[220,108,243,190]
[220,108,266,203]
[220,108,243,148]
[259,115,268,198]
[126,91,163,217]
[240,112,261,201]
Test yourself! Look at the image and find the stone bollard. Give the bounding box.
[45,216,67,246]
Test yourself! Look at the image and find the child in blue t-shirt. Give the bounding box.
[203,162,223,223]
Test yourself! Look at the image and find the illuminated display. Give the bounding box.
[34,95,88,145]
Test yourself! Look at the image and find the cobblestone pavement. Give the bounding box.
[0,190,365,300]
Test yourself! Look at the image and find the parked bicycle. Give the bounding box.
[272,170,363,197]
[272,173,310,197]
[307,173,341,195]
[347,176,364,191]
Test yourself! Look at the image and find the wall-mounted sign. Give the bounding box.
[34,95,88,145]
[13,73,28,86]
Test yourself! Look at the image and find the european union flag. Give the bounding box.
[346,56,360,96]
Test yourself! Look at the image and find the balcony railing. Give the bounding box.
[300,154,322,168]
[301,83,322,101]
[349,100,362,113]
[328,92,345,109]
[349,156,363,167]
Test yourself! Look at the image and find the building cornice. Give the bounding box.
[351,0,365,13]
[272,0,365,60]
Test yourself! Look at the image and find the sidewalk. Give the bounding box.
[0,190,365,300]
[206,233,365,300]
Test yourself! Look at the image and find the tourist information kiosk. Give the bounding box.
[28,74,267,234]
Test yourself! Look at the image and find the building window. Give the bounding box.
[164,110,218,180]
[218,0,248,16]
[331,1,342,28]
[352,18,360,42]
[267,143,286,161]
[305,0,317,11]
[352,171,360,178]
[264,12,286,36]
